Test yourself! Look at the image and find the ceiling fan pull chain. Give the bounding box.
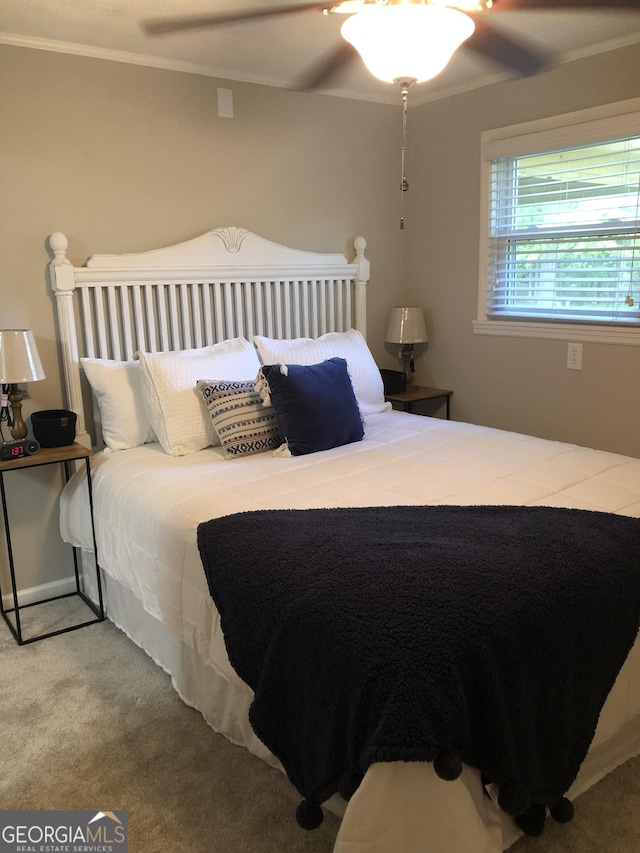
[400,80,411,231]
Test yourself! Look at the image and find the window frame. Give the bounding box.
[475,96,640,346]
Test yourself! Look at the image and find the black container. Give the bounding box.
[32,409,77,448]
[380,369,406,395]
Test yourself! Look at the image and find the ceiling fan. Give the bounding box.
[142,0,640,92]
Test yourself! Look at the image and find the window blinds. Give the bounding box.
[487,136,640,324]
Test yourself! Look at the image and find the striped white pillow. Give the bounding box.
[137,339,260,456]
[254,329,389,416]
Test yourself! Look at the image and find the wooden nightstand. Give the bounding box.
[385,385,453,419]
[0,442,104,645]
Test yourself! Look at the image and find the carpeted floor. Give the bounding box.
[1,599,639,852]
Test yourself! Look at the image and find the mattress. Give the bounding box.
[60,409,640,852]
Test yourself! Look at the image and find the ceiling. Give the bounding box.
[1,1,640,106]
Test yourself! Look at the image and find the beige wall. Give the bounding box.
[0,44,405,591]
[408,43,640,458]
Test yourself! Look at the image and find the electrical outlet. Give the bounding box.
[567,342,583,371]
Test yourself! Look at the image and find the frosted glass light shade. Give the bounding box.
[341,4,475,84]
[0,329,45,383]
[386,307,428,344]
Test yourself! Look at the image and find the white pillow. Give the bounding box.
[81,358,157,451]
[253,329,388,416]
[137,339,261,456]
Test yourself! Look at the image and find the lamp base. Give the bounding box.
[400,344,414,389]
[8,384,28,440]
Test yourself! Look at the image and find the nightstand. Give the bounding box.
[386,385,453,419]
[0,442,104,645]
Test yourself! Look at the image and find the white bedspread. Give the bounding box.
[60,410,640,852]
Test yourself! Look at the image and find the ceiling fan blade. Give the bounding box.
[491,0,640,9]
[295,41,358,90]
[465,15,549,76]
[142,3,333,37]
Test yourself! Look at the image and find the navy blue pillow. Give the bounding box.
[259,357,364,456]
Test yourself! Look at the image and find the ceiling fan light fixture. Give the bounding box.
[341,4,475,84]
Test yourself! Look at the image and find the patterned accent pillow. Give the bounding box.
[196,379,281,458]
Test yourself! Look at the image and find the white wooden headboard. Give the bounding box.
[47,226,370,448]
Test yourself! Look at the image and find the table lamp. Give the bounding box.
[385,307,428,389]
[0,330,46,440]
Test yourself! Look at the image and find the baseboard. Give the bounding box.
[2,575,78,609]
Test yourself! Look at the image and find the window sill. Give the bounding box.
[472,320,640,346]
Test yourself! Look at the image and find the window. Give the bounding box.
[475,98,640,344]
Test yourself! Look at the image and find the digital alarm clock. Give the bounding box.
[0,439,41,461]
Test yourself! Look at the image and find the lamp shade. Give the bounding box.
[0,330,46,383]
[386,307,428,345]
[341,4,475,84]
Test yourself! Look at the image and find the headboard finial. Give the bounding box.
[48,233,76,294]
[353,236,367,255]
[48,232,69,260]
[352,236,370,285]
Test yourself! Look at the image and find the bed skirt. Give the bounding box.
[79,552,640,853]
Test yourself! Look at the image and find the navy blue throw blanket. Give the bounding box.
[197,505,640,835]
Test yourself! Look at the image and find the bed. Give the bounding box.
[47,226,640,853]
